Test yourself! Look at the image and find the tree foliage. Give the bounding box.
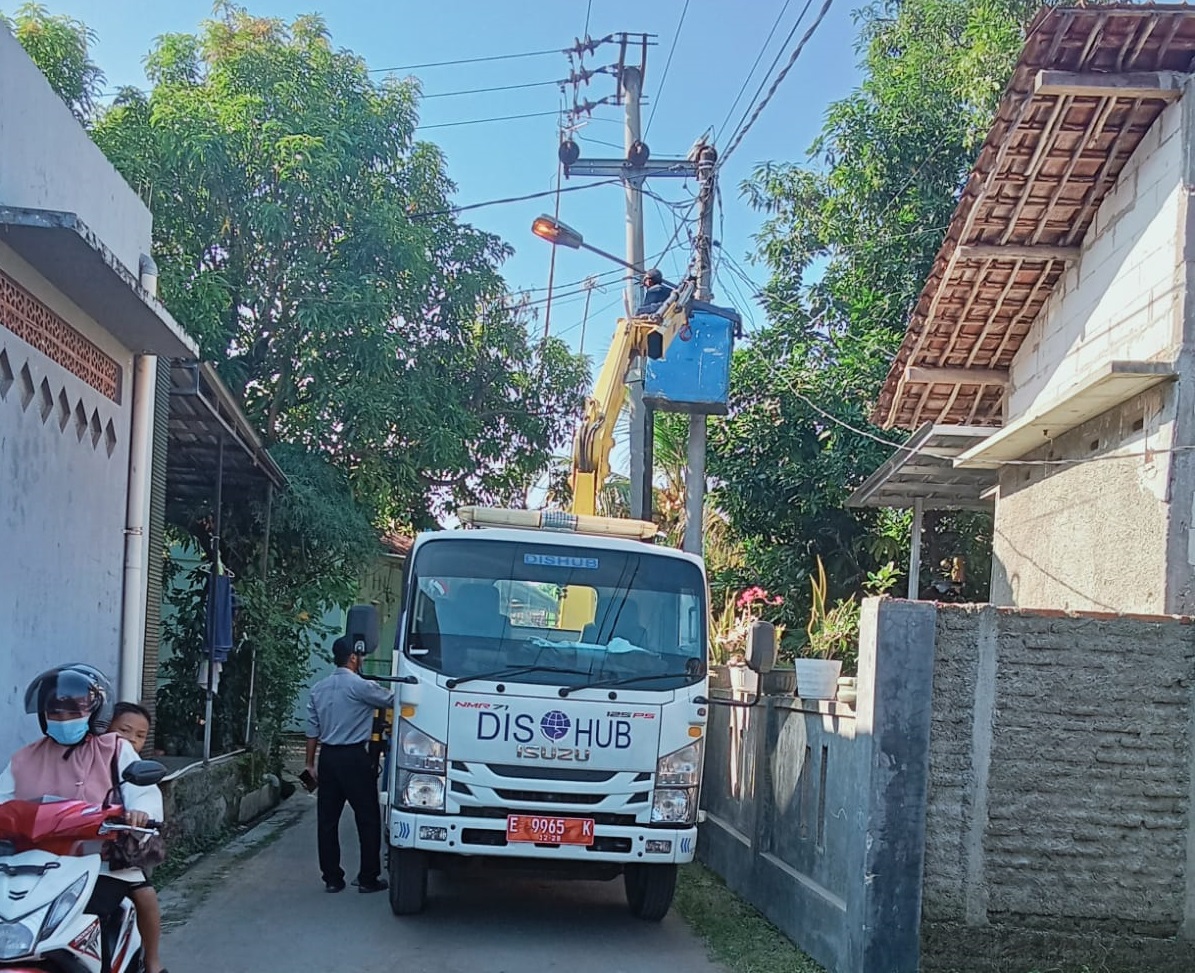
[710,0,1057,638]
[9,3,589,755]
[1,2,102,120]
[156,445,374,758]
[88,5,586,528]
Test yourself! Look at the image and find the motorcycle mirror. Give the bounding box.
[122,759,168,787]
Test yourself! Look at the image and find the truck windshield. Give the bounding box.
[404,538,707,691]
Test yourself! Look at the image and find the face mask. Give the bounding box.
[46,717,89,746]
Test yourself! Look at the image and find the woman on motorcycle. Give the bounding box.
[0,664,166,971]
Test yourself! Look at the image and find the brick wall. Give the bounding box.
[923,604,1195,971]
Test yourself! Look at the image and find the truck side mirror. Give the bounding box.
[745,621,776,674]
[346,604,380,655]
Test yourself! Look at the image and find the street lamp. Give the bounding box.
[531,215,676,289]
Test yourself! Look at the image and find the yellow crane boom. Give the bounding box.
[569,290,692,519]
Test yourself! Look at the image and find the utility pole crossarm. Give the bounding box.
[566,159,699,179]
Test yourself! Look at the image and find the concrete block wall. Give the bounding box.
[699,600,937,973]
[922,604,1195,972]
[0,26,153,277]
[991,382,1175,613]
[1009,100,1184,419]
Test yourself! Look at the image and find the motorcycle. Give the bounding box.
[0,759,167,973]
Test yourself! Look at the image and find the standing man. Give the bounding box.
[305,635,394,894]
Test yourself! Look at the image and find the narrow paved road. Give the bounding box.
[160,797,725,973]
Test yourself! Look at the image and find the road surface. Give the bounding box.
[159,796,725,973]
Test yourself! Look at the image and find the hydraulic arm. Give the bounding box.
[569,284,693,519]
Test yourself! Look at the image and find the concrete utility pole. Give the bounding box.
[620,63,653,523]
[559,32,699,523]
[683,143,718,556]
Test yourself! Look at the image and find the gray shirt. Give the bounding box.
[306,667,394,746]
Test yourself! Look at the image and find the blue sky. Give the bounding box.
[38,0,863,358]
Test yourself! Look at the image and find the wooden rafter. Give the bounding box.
[1034,69,1187,100]
[876,6,1195,430]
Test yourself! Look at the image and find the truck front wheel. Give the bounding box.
[388,848,429,915]
[624,863,677,921]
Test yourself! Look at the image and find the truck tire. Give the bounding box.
[389,848,428,915]
[624,863,677,921]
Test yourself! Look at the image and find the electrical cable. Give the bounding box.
[409,178,622,220]
[422,80,563,99]
[645,0,690,136]
[721,0,814,151]
[715,0,794,143]
[370,49,562,73]
[722,0,835,165]
[416,109,561,131]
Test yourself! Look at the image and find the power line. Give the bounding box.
[423,80,563,99]
[722,0,835,164]
[645,0,690,136]
[370,49,562,73]
[715,0,794,143]
[409,178,622,220]
[417,109,561,131]
[721,0,813,150]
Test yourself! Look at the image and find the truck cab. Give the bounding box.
[382,509,710,920]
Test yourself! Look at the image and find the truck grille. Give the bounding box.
[447,761,653,824]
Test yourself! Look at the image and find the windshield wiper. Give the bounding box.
[445,665,590,690]
[558,668,702,697]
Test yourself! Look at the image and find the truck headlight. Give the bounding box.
[400,771,445,810]
[651,788,694,824]
[656,740,703,787]
[398,720,446,773]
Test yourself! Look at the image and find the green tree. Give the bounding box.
[710,0,1058,634]
[88,6,586,528]
[1,2,102,120]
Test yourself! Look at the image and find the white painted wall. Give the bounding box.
[992,98,1191,613]
[0,26,152,277]
[0,249,134,759]
[1009,100,1185,419]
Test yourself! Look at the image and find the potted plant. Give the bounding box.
[798,558,898,700]
[796,558,851,698]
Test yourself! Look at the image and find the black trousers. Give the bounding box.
[317,742,381,885]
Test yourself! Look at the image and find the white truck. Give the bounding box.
[370,506,773,920]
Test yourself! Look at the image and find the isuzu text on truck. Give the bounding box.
[370,506,773,920]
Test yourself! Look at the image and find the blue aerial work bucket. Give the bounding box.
[643,302,741,415]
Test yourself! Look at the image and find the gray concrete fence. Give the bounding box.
[699,599,1195,973]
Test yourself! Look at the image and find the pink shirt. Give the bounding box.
[9,734,123,804]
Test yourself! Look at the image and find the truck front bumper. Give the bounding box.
[389,809,697,864]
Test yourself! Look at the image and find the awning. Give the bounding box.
[847,424,998,511]
[0,207,196,360]
[167,361,287,506]
[955,360,1176,468]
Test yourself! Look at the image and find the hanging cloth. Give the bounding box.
[204,557,235,664]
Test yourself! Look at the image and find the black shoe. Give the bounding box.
[357,878,388,894]
[325,880,346,893]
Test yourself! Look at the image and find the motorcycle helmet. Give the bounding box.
[23,663,115,738]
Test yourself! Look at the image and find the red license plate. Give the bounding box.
[506,814,595,846]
